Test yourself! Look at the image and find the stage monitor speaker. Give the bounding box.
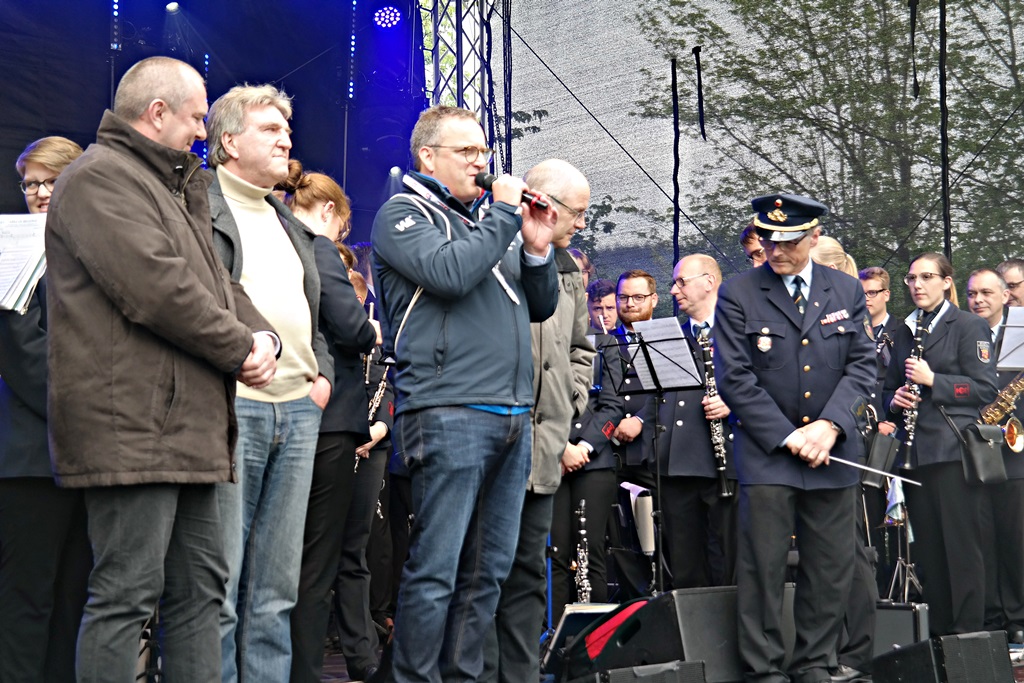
[563,585,795,683]
[873,630,1013,683]
[873,601,929,658]
[566,660,706,683]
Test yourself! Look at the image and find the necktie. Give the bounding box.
[791,276,806,316]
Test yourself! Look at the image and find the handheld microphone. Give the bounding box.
[475,172,549,211]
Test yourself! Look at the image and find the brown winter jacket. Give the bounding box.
[44,111,272,488]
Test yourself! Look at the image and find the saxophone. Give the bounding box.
[980,371,1024,453]
[901,313,929,469]
[696,329,734,498]
[573,500,591,604]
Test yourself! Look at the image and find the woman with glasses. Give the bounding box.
[885,252,997,636]
[0,136,90,682]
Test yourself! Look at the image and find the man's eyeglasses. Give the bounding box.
[1005,280,1023,291]
[617,293,653,304]
[745,248,766,263]
[863,288,888,299]
[20,178,57,195]
[430,145,494,164]
[904,272,943,285]
[548,195,588,223]
[673,273,709,289]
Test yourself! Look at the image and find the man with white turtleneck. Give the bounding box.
[206,84,334,683]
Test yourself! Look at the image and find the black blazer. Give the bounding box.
[0,280,52,478]
[313,236,378,435]
[642,320,736,479]
[715,263,876,489]
[884,302,998,468]
[609,325,654,468]
[570,331,625,471]
[868,315,900,419]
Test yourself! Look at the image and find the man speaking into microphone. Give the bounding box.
[371,105,558,683]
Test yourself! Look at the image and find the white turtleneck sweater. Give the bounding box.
[217,165,316,402]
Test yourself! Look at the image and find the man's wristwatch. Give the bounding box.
[828,420,843,434]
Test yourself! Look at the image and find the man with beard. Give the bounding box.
[612,270,659,489]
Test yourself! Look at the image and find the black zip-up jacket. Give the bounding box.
[370,173,558,415]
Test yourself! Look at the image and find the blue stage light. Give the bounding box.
[374,6,402,29]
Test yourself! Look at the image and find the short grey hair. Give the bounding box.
[206,84,293,168]
[113,56,200,121]
[409,105,478,171]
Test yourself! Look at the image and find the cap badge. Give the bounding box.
[767,207,788,223]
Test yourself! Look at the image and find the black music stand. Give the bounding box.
[605,318,702,593]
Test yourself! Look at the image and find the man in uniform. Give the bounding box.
[714,194,875,683]
[648,254,737,588]
[967,268,1024,642]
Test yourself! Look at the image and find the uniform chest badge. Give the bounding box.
[757,335,772,353]
[978,341,991,363]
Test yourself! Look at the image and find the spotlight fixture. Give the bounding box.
[374,6,402,28]
[165,2,180,14]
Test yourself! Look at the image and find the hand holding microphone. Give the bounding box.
[475,172,549,210]
[475,172,556,257]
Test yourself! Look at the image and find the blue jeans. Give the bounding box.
[77,484,226,683]
[218,395,322,683]
[391,406,532,683]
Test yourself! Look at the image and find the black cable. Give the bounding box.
[487,6,739,272]
[671,58,681,270]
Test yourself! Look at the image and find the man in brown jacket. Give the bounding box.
[44,56,277,681]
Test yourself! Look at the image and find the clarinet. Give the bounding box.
[901,312,929,469]
[573,499,591,604]
[696,330,735,498]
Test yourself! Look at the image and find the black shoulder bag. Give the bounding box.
[938,405,1007,485]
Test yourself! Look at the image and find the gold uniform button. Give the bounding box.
[838,325,845,332]
[802,339,809,346]
[803,365,811,372]
[802,416,811,424]
[804,391,811,399]
[761,327,770,334]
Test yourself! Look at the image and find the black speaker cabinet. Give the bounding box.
[873,601,929,658]
[564,585,795,683]
[873,630,1013,683]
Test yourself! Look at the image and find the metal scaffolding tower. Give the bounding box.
[419,0,489,119]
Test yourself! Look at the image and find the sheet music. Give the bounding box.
[0,214,46,313]
[998,307,1024,371]
[630,317,702,391]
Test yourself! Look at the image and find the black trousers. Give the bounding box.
[367,464,394,626]
[331,446,389,676]
[659,475,738,589]
[837,489,878,673]
[290,431,362,683]
[0,477,90,683]
[903,461,986,636]
[387,471,414,620]
[737,485,855,683]
[550,468,617,626]
[981,477,1024,631]
[481,491,554,683]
